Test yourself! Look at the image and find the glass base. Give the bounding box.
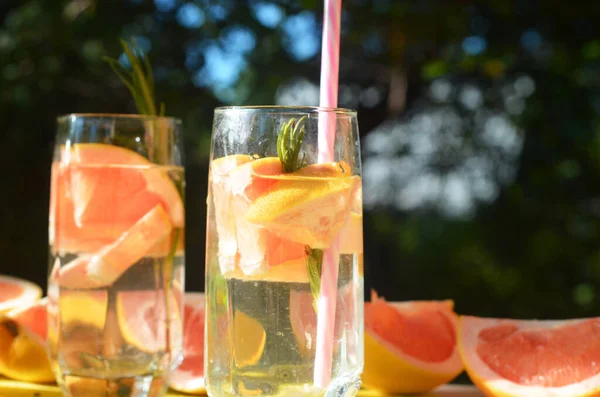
[55,372,168,397]
[206,376,361,397]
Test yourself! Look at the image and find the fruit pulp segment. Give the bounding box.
[204,255,363,397]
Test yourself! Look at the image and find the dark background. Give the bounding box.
[2,0,600,321]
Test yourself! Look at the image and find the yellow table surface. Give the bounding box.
[0,378,483,397]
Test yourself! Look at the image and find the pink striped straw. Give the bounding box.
[314,0,342,388]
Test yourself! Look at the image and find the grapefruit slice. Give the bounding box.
[210,155,362,281]
[233,309,266,368]
[459,315,600,397]
[245,164,360,249]
[0,275,42,314]
[228,157,306,275]
[169,292,206,395]
[0,298,54,383]
[362,291,463,394]
[116,288,183,354]
[50,143,183,254]
[58,205,172,289]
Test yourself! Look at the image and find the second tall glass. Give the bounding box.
[205,106,364,397]
[47,114,185,397]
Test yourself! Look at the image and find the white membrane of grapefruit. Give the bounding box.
[366,300,464,375]
[0,275,42,314]
[460,316,600,397]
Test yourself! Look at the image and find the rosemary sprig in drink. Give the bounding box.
[276,116,323,312]
[103,38,165,116]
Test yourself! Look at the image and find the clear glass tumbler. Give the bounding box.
[205,106,364,397]
[47,114,185,397]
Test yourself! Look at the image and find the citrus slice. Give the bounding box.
[0,298,54,383]
[459,315,600,397]
[50,143,183,254]
[228,158,305,273]
[362,291,463,394]
[233,309,266,368]
[116,288,183,354]
[245,164,360,249]
[58,205,172,289]
[0,275,42,314]
[169,292,206,395]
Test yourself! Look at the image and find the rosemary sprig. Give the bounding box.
[277,116,308,173]
[305,247,323,313]
[276,116,322,312]
[103,38,165,116]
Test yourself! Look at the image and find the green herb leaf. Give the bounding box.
[305,247,323,313]
[103,37,162,116]
[277,116,308,173]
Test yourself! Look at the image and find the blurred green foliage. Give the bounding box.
[1,0,600,322]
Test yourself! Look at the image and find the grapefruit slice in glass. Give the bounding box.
[228,157,306,275]
[0,298,54,383]
[362,291,464,394]
[169,292,205,395]
[50,143,183,254]
[245,163,360,249]
[459,315,600,397]
[0,275,42,314]
[116,286,183,354]
[58,205,172,289]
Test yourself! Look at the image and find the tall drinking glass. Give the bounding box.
[205,107,364,397]
[47,114,185,397]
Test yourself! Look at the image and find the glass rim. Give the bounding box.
[56,113,182,124]
[214,105,357,115]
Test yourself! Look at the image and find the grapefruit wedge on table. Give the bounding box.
[0,297,54,383]
[459,315,600,397]
[50,143,183,255]
[362,291,464,394]
[0,275,42,314]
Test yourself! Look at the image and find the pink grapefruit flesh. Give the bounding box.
[362,291,463,394]
[50,143,183,254]
[459,315,600,397]
[116,288,183,354]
